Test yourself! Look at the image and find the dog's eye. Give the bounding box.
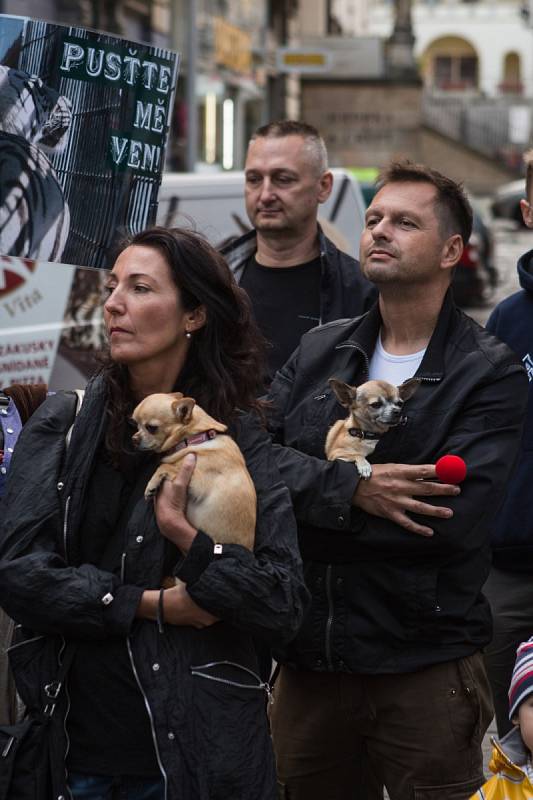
[396,400,404,408]
[146,424,159,434]
[370,401,382,409]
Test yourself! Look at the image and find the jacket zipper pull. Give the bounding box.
[265,682,274,705]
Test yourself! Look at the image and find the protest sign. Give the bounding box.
[0,14,179,388]
[0,14,179,267]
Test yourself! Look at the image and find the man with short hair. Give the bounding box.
[483,149,533,737]
[266,161,528,800]
[222,120,376,384]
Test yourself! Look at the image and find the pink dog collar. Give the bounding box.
[169,429,218,455]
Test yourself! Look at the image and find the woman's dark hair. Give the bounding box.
[101,227,268,461]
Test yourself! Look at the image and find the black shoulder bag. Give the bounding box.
[0,643,76,800]
[0,389,84,799]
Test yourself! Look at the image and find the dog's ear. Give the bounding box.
[329,378,357,407]
[172,397,195,424]
[398,378,420,402]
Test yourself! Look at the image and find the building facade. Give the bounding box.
[357,0,533,98]
[170,0,301,171]
[326,0,533,175]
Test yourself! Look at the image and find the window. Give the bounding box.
[500,52,522,94]
[434,55,477,90]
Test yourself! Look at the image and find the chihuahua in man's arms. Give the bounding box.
[326,378,419,479]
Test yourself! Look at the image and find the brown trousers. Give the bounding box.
[270,653,493,800]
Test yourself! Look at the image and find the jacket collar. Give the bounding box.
[221,223,332,277]
[221,229,257,279]
[317,224,330,259]
[336,288,458,383]
[490,726,532,781]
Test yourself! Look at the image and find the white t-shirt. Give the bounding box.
[368,332,426,386]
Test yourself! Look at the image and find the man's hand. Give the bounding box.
[154,453,198,553]
[352,463,461,537]
[136,583,219,629]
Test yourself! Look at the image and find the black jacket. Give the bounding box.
[266,291,528,674]
[485,248,533,570]
[222,226,377,327]
[0,376,308,800]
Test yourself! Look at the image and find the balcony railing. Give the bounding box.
[422,93,529,174]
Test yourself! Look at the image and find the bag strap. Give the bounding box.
[65,389,85,449]
[40,391,85,717]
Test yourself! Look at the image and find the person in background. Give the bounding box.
[0,383,47,726]
[484,149,533,737]
[265,161,528,800]
[0,228,307,800]
[221,119,376,384]
[0,383,47,499]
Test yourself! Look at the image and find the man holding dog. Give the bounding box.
[222,120,376,384]
[266,161,528,800]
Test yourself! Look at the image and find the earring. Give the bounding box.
[185,331,192,339]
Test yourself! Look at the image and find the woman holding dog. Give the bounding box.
[0,228,308,800]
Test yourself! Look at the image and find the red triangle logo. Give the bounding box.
[0,258,37,300]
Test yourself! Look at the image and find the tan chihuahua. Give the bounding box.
[325,378,420,479]
[131,392,256,550]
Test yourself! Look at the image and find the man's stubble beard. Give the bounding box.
[254,217,293,235]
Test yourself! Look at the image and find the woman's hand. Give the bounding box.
[154,453,198,553]
[352,463,461,537]
[136,584,219,629]
[163,583,219,628]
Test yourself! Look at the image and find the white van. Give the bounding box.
[156,168,366,257]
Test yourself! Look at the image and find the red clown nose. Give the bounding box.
[435,455,467,484]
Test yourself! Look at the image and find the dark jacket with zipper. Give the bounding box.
[221,226,377,328]
[0,375,308,800]
[265,290,528,674]
[485,248,533,571]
